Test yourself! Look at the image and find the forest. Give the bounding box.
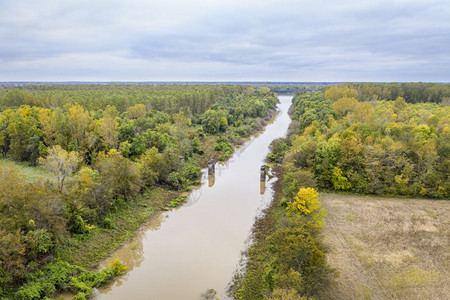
[0,84,278,299]
[273,85,449,198]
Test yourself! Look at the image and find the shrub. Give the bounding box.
[268,138,288,163]
[15,260,127,299]
[168,196,188,208]
[215,141,233,161]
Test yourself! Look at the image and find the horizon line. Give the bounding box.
[1,80,449,85]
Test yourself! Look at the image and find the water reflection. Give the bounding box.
[260,181,266,195]
[97,212,165,275]
[208,174,215,187]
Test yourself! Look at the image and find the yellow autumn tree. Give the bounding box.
[286,187,325,226]
[66,103,92,149]
[332,97,359,117]
[126,103,147,119]
[325,85,358,101]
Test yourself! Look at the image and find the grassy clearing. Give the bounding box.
[321,193,450,300]
[0,157,55,183]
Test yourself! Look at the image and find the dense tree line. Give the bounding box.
[0,85,278,298]
[250,83,327,95]
[0,84,247,114]
[276,86,449,198]
[327,82,450,104]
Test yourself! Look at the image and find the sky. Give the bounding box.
[0,0,449,82]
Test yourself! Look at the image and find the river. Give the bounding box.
[93,95,293,300]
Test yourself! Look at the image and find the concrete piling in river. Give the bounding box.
[208,159,215,175]
[260,165,266,194]
[260,165,266,182]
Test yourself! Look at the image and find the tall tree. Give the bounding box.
[38,145,82,192]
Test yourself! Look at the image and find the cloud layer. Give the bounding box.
[1,0,449,81]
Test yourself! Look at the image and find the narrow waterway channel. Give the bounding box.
[94,95,293,300]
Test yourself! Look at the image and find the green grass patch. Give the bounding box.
[0,157,55,183]
[167,195,188,208]
[386,267,439,298]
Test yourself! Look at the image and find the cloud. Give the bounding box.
[0,0,449,81]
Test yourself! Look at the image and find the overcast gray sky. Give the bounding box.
[1,0,449,82]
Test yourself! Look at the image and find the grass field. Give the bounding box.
[0,157,55,183]
[321,193,450,300]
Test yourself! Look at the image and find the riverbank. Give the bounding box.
[56,188,180,268]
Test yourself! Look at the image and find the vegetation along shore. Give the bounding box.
[0,84,278,299]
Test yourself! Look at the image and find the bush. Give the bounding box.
[281,170,317,199]
[215,141,233,161]
[182,164,201,181]
[102,217,114,229]
[167,196,188,208]
[15,260,127,299]
[166,172,184,190]
[268,138,288,163]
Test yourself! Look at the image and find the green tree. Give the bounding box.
[314,140,340,188]
[202,109,228,134]
[137,147,163,186]
[4,106,44,162]
[0,110,12,156]
[0,90,38,107]
[98,150,141,200]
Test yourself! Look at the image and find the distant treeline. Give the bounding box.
[0,82,333,99]
[0,84,248,114]
[251,83,329,95]
[327,82,450,104]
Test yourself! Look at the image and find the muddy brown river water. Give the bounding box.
[91,95,293,300]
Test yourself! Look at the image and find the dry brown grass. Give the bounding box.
[320,193,450,300]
